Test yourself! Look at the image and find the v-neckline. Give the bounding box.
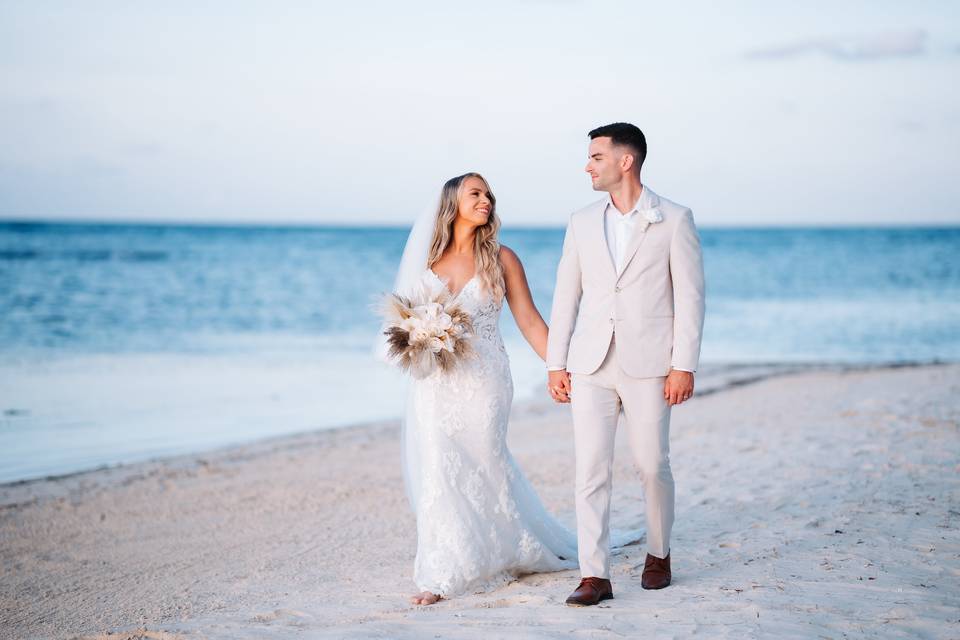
[429,269,477,299]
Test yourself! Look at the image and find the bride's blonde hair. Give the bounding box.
[427,172,505,301]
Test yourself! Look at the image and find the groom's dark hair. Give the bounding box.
[588,122,647,173]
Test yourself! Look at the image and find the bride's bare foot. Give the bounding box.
[409,591,441,605]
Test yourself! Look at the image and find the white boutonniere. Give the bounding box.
[639,208,663,231]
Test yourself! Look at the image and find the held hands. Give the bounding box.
[664,369,694,406]
[547,369,572,404]
[548,368,692,405]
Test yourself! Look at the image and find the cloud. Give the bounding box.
[747,29,926,61]
[894,119,926,133]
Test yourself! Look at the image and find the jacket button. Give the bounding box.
[609,318,615,324]
[615,286,621,292]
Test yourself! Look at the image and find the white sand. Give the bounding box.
[1,364,958,639]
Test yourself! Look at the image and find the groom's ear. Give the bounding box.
[620,152,636,174]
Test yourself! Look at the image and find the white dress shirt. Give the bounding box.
[548,188,694,374]
[604,196,641,272]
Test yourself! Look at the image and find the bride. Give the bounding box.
[385,172,580,605]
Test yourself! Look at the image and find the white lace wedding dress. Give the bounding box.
[408,269,580,597]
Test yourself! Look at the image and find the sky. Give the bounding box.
[1,1,959,227]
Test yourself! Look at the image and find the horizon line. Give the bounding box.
[2,216,959,231]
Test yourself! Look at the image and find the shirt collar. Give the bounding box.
[603,186,649,220]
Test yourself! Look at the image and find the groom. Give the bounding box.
[546,122,705,606]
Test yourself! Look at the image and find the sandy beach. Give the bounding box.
[1,364,958,639]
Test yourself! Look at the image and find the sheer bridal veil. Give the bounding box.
[375,204,439,512]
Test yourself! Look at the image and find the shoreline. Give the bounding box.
[0,358,951,492]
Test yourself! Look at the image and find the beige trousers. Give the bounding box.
[570,336,674,579]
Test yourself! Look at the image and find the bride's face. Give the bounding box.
[457,176,493,226]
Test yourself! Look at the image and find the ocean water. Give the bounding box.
[2,222,959,482]
[3,222,959,361]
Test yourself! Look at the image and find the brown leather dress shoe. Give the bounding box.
[641,552,672,589]
[565,577,613,606]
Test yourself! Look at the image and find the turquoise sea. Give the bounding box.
[3,222,959,361]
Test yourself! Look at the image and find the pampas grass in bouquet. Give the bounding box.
[379,279,474,379]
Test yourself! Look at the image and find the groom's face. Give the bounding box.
[585,136,623,192]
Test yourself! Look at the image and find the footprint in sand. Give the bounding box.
[74,631,188,640]
[476,598,513,609]
[251,608,314,626]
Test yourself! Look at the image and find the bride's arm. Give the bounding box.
[500,245,549,361]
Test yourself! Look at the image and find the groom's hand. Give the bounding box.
[664,369,694,406]
[547,369,572,404]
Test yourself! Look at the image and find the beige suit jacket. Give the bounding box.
[546,187,706,378]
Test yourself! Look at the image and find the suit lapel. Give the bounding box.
[616,188,660,281]
[585,202,618,281]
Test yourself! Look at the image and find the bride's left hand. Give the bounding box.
[664,370,694,406]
